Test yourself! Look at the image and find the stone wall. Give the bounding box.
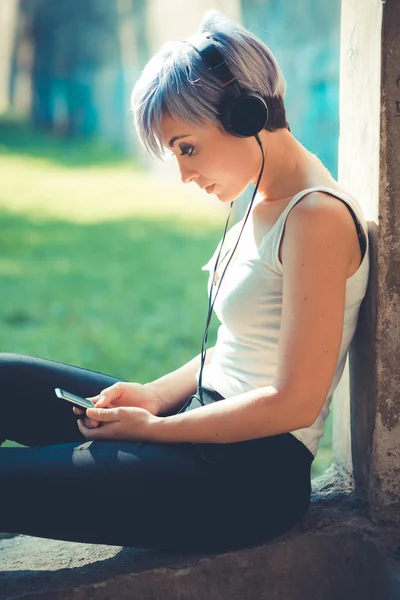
[338,0,400,526]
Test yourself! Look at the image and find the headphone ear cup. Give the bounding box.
[220,91,269,137]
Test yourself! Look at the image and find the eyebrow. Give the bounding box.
[168,134,191,148]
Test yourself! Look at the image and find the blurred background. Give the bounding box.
[0,0,341,478]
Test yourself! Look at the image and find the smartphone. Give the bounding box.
[55,388,95,411]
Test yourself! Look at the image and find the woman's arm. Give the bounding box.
[152,384,312,443]
[145,347,215,414]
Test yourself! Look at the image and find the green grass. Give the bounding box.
[0,213,221,378]
[0,117,332,477]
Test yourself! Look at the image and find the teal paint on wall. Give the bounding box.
[242,0,341,177]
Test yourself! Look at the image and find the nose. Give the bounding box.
[179,162,199,184]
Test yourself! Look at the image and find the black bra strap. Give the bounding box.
[336,199,367,260]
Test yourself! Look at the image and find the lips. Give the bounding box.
[205,184,215,194]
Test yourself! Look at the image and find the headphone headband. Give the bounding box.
[186,32,239,91]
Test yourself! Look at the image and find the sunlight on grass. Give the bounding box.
[0,114,225,223]
[0,153,225,224]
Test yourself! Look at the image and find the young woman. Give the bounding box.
[0,11,369,552]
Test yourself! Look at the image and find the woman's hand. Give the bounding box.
[72,381,166,430]
[77,405,161,442]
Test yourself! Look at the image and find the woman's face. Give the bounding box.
[160,114,261,204]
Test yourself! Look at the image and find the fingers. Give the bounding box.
[77,418,117,440]
[95,382,125,407]
[84,416,100,428]
[85,407,120,422]
[86,394,100,402]
[72,383,119,417]
[72,382,125,420]
[72,407,99,428]
[72,406,97,416]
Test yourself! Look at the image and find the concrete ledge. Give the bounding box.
[1,467,399,600]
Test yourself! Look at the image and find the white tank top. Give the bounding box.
[198,186,370,457]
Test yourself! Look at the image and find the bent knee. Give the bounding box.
[0,353,40,382]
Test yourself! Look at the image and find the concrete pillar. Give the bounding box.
[338,0,400,526]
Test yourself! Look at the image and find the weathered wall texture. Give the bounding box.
[339,0,400,526]
[373,0,400,525]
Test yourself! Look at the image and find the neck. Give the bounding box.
[252,128,321,203]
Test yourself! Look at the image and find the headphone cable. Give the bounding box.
[197,134,265,404]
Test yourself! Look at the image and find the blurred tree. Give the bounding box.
[10,0,147,146]
[0,0,19,113]
[23,0,121,136]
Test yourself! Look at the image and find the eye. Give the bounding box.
[179,144,195,157]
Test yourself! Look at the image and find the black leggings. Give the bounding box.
[0,353,314,553]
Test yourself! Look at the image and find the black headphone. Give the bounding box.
[185,32,269,138]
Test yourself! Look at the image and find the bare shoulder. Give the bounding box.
[287,190,359,238]
[291,188,352,215]
[282,190,362,275]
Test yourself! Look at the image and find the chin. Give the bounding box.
[217,191,242,205]
[212,186,229,202]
